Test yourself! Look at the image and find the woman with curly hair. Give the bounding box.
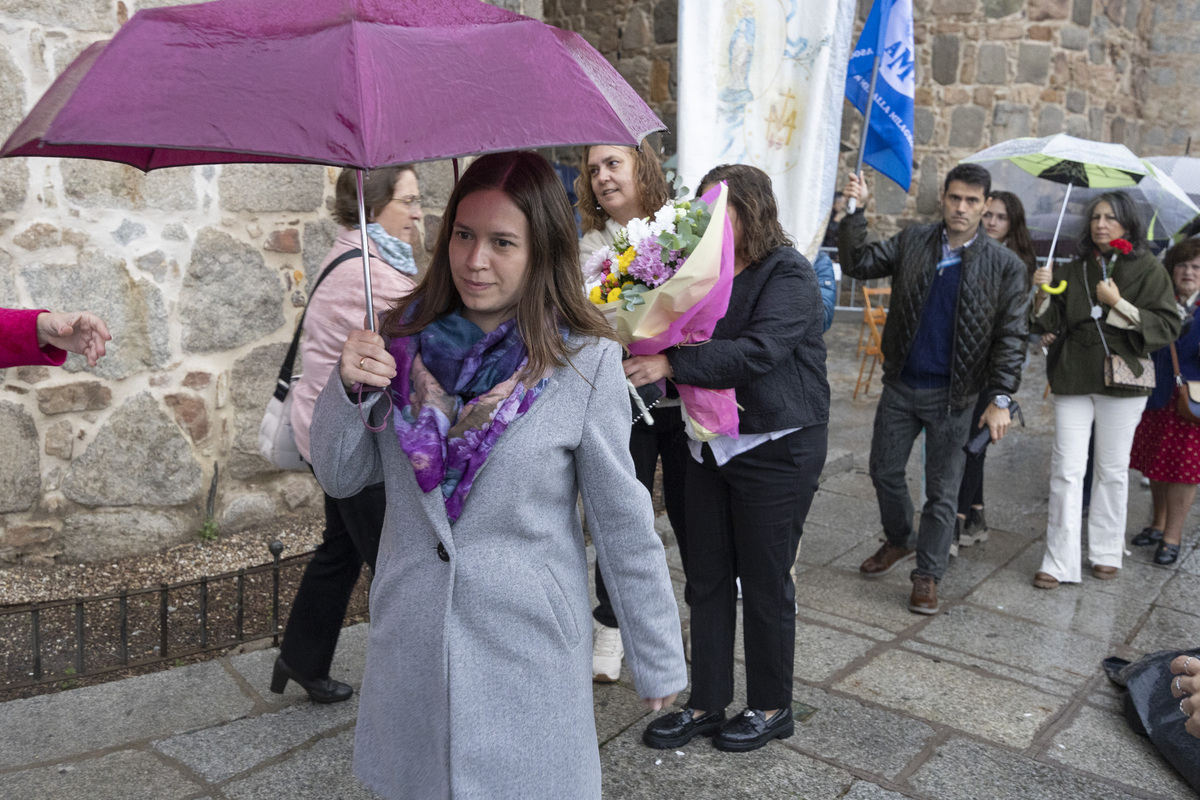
[574,140,687,684]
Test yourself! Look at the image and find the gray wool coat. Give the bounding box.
[309,335,688,800]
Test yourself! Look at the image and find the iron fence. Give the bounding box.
[0,541,355,692]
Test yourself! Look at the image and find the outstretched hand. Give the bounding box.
[340,329,396,390]
[36,311,112,367]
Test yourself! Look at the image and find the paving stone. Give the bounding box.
[154,698,359,782]
[789,619,877,683]
[903,640,1077,697]
[816,467,876,500]
[794,567,921,633]
[795,607,897,642]
[1049,704,1195,798]
[1130,606,1200,653]
[966,567,1149,647]
[788,684,936,779]
[1,750,201,800]
[915,605,1112,687]
[593,680,652,745]
[844,782,912,799]
[953,527,1033,569]
[910,737,1145,800]
[599,718,854,800]
[222,729,379,799]
[835,650,1070,748]
[1157,570,1200,615]
[0,660,254,770]
[796,520,864,567]
[806,491,882,537]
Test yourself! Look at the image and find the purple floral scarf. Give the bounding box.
[388,311,546,521]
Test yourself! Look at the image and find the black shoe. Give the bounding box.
[642,707,725,749]
[712,707,794,752]
[270,656,353,703]
[1132,527,1164,546]
[1154,541,1181,565]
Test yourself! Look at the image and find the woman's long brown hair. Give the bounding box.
[699,164,793,267]
[575,140,671,233]
[987,190,1037,279]
[382,151,616,383]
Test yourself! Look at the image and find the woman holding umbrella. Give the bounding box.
[574,141,689,683]
[1030,192,1180,589]
[309,150,686,799]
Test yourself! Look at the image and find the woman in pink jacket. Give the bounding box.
[273,165,422,704]
[0,308,110,368]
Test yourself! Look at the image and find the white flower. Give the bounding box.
[582,246,615,281]
[650,202,678,237]
[626,215,652,245]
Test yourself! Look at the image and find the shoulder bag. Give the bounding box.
[1169,341,1200,423]
[258,248,362,469]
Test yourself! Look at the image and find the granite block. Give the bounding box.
[1049,704,1195,798]
[594,681,653,745]
[222,729,379,799]
[793,567,926,633]
[902,640,1076,697]
[153,698,359,782]
[1,750,200,800]
[0,660,255,770]
[1130,607,1200,653]
[835,650,1070,748]
[795,607,897,642]
[910,737,1145,800]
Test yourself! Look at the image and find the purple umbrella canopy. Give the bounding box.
[1,0,664,170]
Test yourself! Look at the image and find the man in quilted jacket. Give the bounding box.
[837,164,1029,615]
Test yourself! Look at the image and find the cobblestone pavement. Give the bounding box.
[1,319,1197,799]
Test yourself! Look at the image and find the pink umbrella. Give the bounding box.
[0,0,664,327]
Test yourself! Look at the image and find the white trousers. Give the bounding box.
[1040,393,1147,582]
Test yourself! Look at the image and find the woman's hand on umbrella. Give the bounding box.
[340,329,396,390]
[1032,266,1053,288]
[1170,655,1200,739]
[1096,278,1121,306]
[623,355,673,387]
[643,692,678,712]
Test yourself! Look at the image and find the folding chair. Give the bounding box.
[854,286,889,399]
[856,284,889,356]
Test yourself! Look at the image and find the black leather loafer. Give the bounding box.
[1133,527,1164,546]
[642,707,726,749]
[270,656,353,704]
[713,707,794,752]
[1155,541,1181,565]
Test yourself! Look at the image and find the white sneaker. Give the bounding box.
[592,622,623,682]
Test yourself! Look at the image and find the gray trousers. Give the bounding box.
[868,381,975,581]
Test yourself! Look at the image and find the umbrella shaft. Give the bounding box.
[356,169,377,334]
[1046,182,1073,267]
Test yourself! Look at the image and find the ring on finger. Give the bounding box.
[1177,676,1184,694]
[359,357,367,370]
[1185,656,1197,675]
[1182,698,1190,716]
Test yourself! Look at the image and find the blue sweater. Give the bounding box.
[901,257,962,389]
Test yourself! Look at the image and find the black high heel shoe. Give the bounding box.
[270,656,353,703]
[1133,527,1164,546]
[1154,541,1181,565]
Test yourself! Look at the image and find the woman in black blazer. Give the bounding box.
[629,164,830,753]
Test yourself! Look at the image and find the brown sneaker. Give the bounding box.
[860,542,916,578]
[1092,564,1119,580]
[908,575,939,615]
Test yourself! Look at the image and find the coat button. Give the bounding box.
[437,542,449,562]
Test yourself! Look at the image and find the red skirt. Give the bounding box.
[1130,397,1200,484]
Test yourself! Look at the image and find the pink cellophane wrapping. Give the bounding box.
[598,182,738,440]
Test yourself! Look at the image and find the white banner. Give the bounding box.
[678,0,856,256]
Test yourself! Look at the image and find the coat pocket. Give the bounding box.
[537,565,583,650]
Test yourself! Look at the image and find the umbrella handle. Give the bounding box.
[1040,280,1068,295]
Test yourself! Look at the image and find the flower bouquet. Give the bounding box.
[583,182,738,441]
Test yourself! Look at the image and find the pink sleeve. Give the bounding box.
[0,308,67,368]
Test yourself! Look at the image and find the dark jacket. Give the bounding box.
[667,246,830,433]
[1031,249,1182,398]
[1148,302,1200,410]
[838,212,1030,409]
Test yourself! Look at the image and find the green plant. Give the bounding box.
[61,666,78,690]
[197,519,219,542]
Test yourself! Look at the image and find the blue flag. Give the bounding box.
[845,0,915,191]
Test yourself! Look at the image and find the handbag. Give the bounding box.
[258,248,362,469]
[1169,342,1200,423]
[1093,307,1155,389]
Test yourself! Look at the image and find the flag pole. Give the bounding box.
[847,49,882,214]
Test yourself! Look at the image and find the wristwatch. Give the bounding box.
[991,394,1012,409]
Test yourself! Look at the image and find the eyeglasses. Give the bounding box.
[390,195,422,209]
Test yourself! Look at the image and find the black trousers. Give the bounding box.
[593,406,690,628]
[279,483,384,680]
[685,425,827,712]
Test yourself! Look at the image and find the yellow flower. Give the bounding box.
[617,247,635,273]
[607,287,623,302]
[607,272,621,286]
[588,285,603,304]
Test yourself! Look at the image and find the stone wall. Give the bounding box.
[0,0,537,564]
[548,0,1200,236]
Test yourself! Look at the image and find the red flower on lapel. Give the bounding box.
[1109,238,1133,255]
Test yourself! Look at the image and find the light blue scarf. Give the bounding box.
[367,222,417,276]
